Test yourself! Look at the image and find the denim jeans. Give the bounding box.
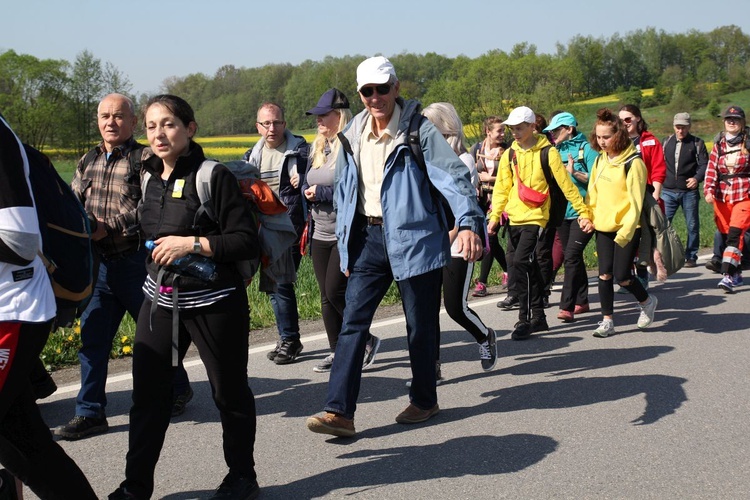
[662,188,699,261]
[76,248,189,417]
[324,221,441,419]
[268,245,302,342]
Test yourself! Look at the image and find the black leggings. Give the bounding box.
[311,238,347,351]
[122,288,256,498]
[477,231,507,283]
[0,320,97,499]
[596,229,649,316]
[558,219,593,311]
[442,257,489,344]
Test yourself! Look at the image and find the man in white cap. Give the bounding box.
[306,56,485,437]
[661,112,708,268]
[487,106,593,341]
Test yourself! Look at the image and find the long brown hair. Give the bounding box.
[590,108,631,155]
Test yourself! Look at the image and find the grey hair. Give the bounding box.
[422,102,467,156]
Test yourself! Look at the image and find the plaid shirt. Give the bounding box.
[704,137,750,205]
[71,137,151,258]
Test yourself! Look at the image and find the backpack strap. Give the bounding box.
[194,160,221,225]
[539,145,553,186]
[408,113,427,173]
[623,153,643,176]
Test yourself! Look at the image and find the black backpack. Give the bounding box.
[407,113,456,229]
[508,146,567,228]
[26,145,94,328]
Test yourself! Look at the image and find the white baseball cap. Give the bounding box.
[356,56,397,91]
[502,106,536,126]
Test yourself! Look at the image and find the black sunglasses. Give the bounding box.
[360,84,391,98]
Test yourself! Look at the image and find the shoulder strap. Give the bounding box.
[80,148,98,174]
[539,145,554,186]
[408,113,427,173]
[623,153,642,176]
[195,160,221,224]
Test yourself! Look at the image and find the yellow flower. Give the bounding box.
[122,346,132,355]
[56,348,61,353]
[74,325,81,334]
[67,335,74,341]
[121,336,129,343]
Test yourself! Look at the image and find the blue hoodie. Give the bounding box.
[554,131,598,219]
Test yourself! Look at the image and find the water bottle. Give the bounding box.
[145,240,218,282]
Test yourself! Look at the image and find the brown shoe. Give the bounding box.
[306,412,355,437]
[395,403,440,424]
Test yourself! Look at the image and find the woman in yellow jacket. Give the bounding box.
[487,106,592,340]
[587,108,658,337]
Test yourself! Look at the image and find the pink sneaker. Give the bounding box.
[472,281,488,297]
[557,310,575,322]
[574,303,590,315]
[501,272,509,288]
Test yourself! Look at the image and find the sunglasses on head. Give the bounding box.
[360,84,391,98]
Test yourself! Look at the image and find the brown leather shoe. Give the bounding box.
[395,403,440,424]
[306,412,355,437]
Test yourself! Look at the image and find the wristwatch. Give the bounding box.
[192,236,202,254]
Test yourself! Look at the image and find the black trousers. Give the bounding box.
[0,320,96,499]
[121,288,257,498]
[596,229,649,316]
[507,225,545,322]
[311,238,347,351]
[536,225,558,292]
[557,219,593,311]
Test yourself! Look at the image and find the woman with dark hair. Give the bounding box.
[618,104,668,286]
[587,108,657,338]
[302,88,380,372]
[704,105,750,293]
[109,95,260,499]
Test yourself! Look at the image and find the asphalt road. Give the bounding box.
[27,255,750,499]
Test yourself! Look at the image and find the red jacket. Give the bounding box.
[637,130,667,186]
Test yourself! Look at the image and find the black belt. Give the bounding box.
[356,213,383,226]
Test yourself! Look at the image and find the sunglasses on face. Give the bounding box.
[360,84,391,98]
[622,116,634,124]
[725,117,740,123]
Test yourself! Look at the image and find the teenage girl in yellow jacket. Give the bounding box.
[587,108,658,338]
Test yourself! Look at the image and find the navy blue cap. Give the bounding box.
[306,88,350,115]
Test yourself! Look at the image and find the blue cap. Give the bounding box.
[306,88,350,115]
[543,112,578,132]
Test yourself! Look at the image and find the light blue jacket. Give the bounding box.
[554,132,598,219]
[334,99,484,281]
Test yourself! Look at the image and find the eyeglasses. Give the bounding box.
[622,117,634,124]
[360,84,391,98]
[257,120,285,129]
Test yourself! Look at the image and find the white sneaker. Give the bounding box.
[593,319,615,338]
[637,295,658,329]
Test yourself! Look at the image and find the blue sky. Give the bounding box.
[2,0,747,96]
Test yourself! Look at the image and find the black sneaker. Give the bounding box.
[684,259,697,268]
[171,387,194,417]
[362,334,381,369]
[266,340,281,361]
[55,415,108,440]
[542,294,550,308]
[274,339,303,365]
[531,316,549,333]
[479,328,497,371]
[497,295,519,310]
[511,321,532,341]
[705,259,722,273]
[108,486,137,499]
[209,471,260,499]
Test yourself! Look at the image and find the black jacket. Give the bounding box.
[139,142,258,290]
[661,134,708,191]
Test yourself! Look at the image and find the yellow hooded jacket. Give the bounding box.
[488,133,592,228]
[586,143,648,247]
